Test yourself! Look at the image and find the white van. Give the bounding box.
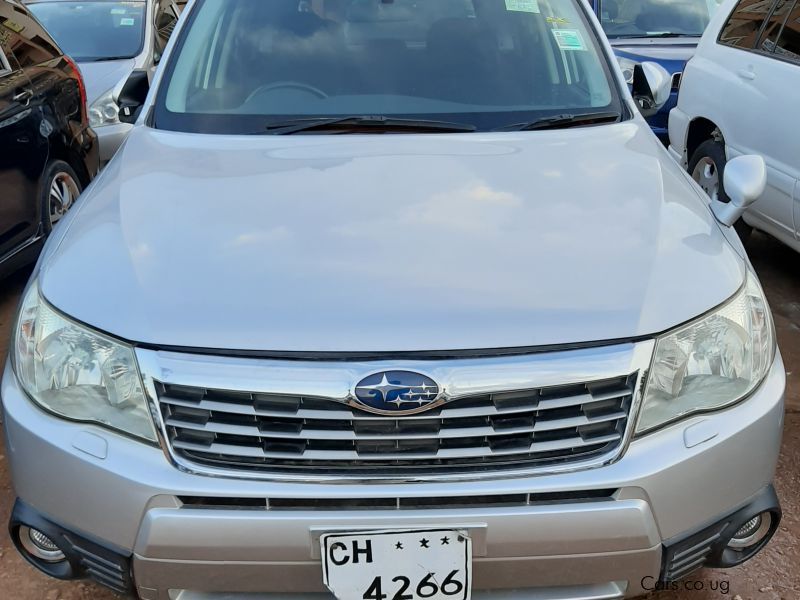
[670,0,800,252]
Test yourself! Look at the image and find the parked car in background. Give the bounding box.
[590,0,723,139]
[2,1,785,599]
[25,0,185,165]
[670,0,800,253]
[0,0,97,278]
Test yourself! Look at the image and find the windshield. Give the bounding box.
[28,1,146,62]
[599,0,723,38]
[156,0,623,134]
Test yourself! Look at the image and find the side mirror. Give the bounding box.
[712,155,767,227]
[632,61,672,117]
[118,70,150,124]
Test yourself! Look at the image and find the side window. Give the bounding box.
[758,0,794,52]
[0,36,13,77]
[773,0,800,61]
[0,5,60,68]
[0,6,22,78]
[719,0,776,49]
[155,1,186,55]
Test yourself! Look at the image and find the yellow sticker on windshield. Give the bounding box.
[552,29,587,51]
[505,0,540,13]
[120,17,135,26]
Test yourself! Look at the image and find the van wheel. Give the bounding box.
[689,139,729,204]
[41,160,82,234]
[689,140,753,243]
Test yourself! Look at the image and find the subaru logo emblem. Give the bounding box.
[353,371,441,415]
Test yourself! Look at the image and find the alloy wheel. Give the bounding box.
[691,157,721,202]
[48,171,80,227]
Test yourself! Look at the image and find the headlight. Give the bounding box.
[617,57,637,85]
[88,88,120,128]
[637,272,775,434]
[12,281,157,442]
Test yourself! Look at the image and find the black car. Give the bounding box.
[0,0,98,277]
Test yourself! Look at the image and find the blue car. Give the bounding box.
[589,0,723,140]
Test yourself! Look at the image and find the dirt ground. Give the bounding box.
[0,230,797,600]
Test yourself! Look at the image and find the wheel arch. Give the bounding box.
[46,134,92,189]
[686,118,723,164]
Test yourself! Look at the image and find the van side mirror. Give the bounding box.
[118,70,150,124]
[632,61,671,117]
[712,155,767,227]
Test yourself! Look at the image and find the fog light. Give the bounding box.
[18,526,66,563]
[728,512,771,549]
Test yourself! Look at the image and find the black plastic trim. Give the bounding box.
[8,500,134,596]
[660,485,781,582]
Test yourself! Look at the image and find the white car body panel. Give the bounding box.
[669,0,800,251]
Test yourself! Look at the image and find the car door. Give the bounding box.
[0,15,45,260]
[795,179,800,239]
[765,1,800,240]
[716,0,797,240]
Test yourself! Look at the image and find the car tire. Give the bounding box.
[689,139,729,204]
[40,160,82,234]
[689,139,753,243]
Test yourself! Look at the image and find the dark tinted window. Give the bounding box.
[0,47,13,77]
[758,0,793,51]
[157,0,621,134]
[0,26,14,75]
[599,0,722,39]
[28,1,146,62]
[773,0,800,60]
[0,3,60,67]
[719,0,776,48]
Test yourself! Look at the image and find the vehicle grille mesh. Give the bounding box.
[156,374,636,476]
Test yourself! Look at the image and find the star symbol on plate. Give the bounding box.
[395,542,403,550]
[441,536,450,545]
[420,538,430,548]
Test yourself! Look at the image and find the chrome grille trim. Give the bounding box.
[163,406,629,440]
[170,432,624,461]
[137,341,655,483]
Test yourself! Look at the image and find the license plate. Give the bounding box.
[321,528,472,600]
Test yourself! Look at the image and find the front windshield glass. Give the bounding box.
[599,0,723,38]
[156,0,622,134]
[28,1,146,62]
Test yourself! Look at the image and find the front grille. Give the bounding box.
[156,373,636,477]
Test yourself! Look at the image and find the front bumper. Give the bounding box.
[95,122,133,165]
[2,355,785,599]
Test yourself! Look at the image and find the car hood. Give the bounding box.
[77,58,135,105]
[40,123,745,353]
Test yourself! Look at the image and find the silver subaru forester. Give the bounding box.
[2,1,785,599]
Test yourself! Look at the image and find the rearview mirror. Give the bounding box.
[712,155,767,227]
[118,70,150,124]
[632,62,672,118]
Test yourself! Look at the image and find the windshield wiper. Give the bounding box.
[262,115,477,135]
[494,111,622,132]
[80,55,135,62]
[611,33,700,39]
[646,32,701,38]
